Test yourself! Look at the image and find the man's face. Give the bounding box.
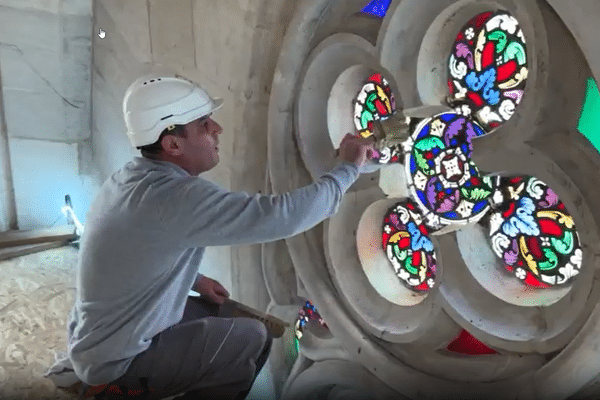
[178,114,223,175]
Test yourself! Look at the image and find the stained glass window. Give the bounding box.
[382,200,437,292]
[447,11,528,132]
[578,78,600,154]
[361,0,392,18]
[353,73,401,164]
[487,176,582,287]
[405,113,494,227]
[295,300,328,339]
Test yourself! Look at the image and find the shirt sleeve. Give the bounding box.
[157,161,360,247]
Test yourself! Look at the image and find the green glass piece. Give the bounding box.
[538,248,559,271]
[404,256,419,275]
[488,30,508,54]
[360,110,374,129]
[504,42,527,65]
[366,92,379,113]
[414,150,433,175]
[461,187,492,201]
[393,244,408,262]
[578,78,600,154]
[414,136,445,152]
[551,231,574,255]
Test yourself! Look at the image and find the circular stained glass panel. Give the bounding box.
[405,113,494,227]
[382,200,437,292]
[353,73,401,164]
[488,176,583,287]
[447,11,528,131]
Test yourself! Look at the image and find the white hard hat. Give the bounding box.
[123,74,224,148]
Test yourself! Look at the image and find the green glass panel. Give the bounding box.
[578,78,600,153]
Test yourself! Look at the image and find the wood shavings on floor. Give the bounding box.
[0,246,78,399]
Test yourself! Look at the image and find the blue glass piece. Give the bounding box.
[440,113,458,123]
[474,124,486,137]
[461,143,470,156]
[446,211,459,219]
[416,124,430,140]
[361,0,392,18]
[473,201,488,213]
[417,191,428,206]
[410,156,417,174]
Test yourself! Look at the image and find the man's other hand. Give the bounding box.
[194,276,230,305]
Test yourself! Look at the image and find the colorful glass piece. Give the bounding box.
[487,176,583,287]
[295,300,328,340]
[578,78,600,154]
[405,113,494,227]
[361,0,392,18]
[382,200,437,292]
[353,73,401,164]
[446,329,498,355]
[447,11,528,131]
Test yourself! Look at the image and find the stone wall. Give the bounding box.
[0,0,95,230]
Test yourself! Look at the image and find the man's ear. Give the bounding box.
[161,135,184,156]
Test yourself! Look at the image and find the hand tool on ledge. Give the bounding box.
[201,295,290,338]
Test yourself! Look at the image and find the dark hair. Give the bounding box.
[137,125,187,156]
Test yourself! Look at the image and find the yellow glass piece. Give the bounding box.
[520,236,539,276]
[389,231,410,243]
[536,210,575,229]
[376,85,392,114]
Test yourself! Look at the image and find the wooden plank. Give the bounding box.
[0,240,70,261]
[214,296,290,338]
[0,226,76,248]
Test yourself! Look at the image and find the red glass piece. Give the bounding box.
[447,329,498,355]
[448,79,455,95]
[497,60,518,82]
[419,224,428,235]
[375,99,388,115]
[502,202,516,218]
[412,251,422,266]
[369,73,383,85]
[524,271,551,288]
[527,236,543,259]
[474,12,494,29]
[538,219,562,237]
[481,41,496,69]
[399,237,410,249]
[467,92,485,107]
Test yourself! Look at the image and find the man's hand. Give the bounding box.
[336,133,376,168]
[193,276,230,305]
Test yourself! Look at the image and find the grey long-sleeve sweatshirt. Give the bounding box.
[47,156,359,386]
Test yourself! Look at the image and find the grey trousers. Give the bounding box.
[90,296,272,400]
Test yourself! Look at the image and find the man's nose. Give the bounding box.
[209,119,223,135]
